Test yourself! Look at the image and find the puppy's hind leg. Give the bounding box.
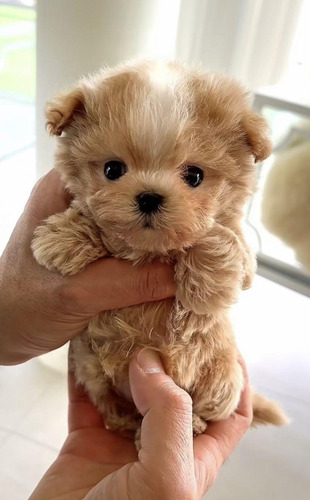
[70,334,141,436]
[191,350,244,432]
[102,386,142,437]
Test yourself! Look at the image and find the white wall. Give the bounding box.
[36,0,302,177]
[36,0,180,176]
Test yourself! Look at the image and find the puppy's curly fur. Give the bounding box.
[32,61,287,443]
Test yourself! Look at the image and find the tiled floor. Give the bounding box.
[205,276,310,500]
[0,360,67,499]
[0,276,309,499]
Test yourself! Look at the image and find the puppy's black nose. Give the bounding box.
[136,192,163,214]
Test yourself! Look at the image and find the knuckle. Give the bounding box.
[242,413,253,431]
[55,281,82,313]
[162,383,193,412]
[138,267,163,301]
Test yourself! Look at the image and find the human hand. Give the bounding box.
[0,170,175,365]
[30,350,252,500]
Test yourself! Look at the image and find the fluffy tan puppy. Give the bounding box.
[32,60,287,442]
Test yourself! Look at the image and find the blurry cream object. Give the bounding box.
[38,343,69,375]
[262,140,310,272]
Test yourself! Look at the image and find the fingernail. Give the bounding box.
[136,348,165,374]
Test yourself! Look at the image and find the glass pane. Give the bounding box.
[247,106,310,285]
[0,0,36,253]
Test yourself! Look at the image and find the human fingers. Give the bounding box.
[64,258,176,315]
[68,367,105,433]
[194,357,252,494]
[129,348,196,498]
[25,171,176,314]
[66,355,137,468]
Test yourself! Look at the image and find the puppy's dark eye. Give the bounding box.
[104,160,127,180]
[183,166,204,187]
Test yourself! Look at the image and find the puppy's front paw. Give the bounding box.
[175,271,210,315]
[175,244,213,314]
[32,222,91,275]
[175,231,244,315]
[31,209,105,275]
[175,258,207,315]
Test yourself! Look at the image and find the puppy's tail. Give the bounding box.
[251,391,289,427]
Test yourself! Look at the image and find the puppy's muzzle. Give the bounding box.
[136,192,163,214]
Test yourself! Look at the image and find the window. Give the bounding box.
[0,0,36,253]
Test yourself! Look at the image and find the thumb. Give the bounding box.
[129,349,196,491]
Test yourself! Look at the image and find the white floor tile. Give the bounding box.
[0,358,61,432]
[0,471,29,500]
[205,394,310,500]
[0,428,9,448]
[205,396,310,500]
[18,366,67,450]
[0,433,58,496]
[202,275,310,499]
[0,271,309,499]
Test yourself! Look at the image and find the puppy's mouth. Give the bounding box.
[143,218,154,230]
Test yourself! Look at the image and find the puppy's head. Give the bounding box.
[46,61,271,257]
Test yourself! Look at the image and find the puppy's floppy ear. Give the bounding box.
[241,110,272,163]
[45,88,85,136]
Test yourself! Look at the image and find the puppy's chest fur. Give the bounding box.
[77,249,224,394]
[32,201,244,401]
[74,224,233,388]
